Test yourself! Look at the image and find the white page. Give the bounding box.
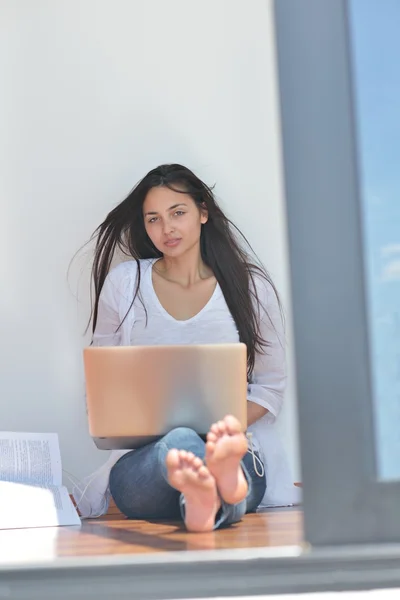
[0,432,62,486]
[0,526,59,564]
[0,481,81,529]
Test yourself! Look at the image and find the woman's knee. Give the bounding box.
[160,427,205,455]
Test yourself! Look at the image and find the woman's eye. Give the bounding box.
[174,211,185,217]
[148,217,158,223]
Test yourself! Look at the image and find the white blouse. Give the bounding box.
[75,259,301,518]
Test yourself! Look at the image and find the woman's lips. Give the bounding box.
[164,238,181,247]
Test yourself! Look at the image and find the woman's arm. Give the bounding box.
[247,276,287,426]
[247,400,269,426]
[91,263,130,346]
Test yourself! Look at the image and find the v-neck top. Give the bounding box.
[130,259,238,346]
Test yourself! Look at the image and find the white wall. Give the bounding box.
[0,0,300,484]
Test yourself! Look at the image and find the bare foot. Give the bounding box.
[166,449,221,532]
[205,415,248,505]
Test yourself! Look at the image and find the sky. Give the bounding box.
[349,0,400,479]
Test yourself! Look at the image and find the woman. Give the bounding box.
[76,163,293,532]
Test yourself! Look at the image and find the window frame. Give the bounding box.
[273,0,400,546]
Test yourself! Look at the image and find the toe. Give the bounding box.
[210,423,220,435]
[224,415,242,435]
[166,448,180,469]
[205,440,215,454]
[198,465,210,479]
[192,456,203,470]
[179,450,188,461]
[217,420,227,434]
[207,431,218,443]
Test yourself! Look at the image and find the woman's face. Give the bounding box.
[143,186,207,257]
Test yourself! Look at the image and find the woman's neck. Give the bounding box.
[155,245,213,288]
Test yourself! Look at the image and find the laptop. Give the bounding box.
[83,343,248,450]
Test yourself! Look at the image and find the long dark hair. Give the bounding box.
[89,163,281,377]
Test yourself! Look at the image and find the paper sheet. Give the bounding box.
[0,481,81,529]
[0,431,62,487]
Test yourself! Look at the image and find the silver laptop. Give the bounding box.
[83,343,247,450]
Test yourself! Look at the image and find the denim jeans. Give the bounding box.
[109,426,266,529]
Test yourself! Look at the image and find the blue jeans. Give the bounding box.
[109,427,266,529]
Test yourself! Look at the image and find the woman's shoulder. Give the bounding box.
[108,258,154,282]
[104,258,154,300]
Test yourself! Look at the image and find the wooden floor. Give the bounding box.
[0,506,302,565]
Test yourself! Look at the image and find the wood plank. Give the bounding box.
[0,510,303,564]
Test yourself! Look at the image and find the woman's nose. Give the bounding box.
[162,219,174,234]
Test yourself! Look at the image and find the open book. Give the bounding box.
[0,432,81,529]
